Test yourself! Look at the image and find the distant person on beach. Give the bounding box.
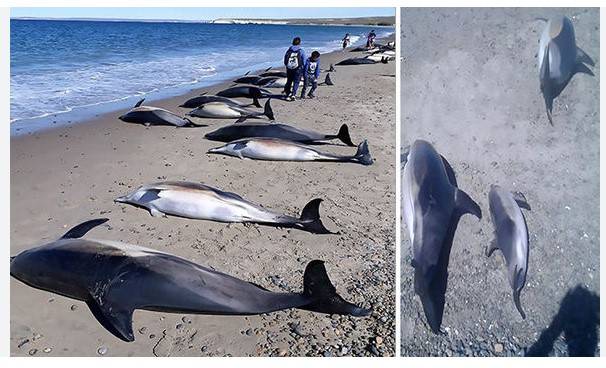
[342,33,351,49]
[300,51,321,99]
[283,37,306,101]
[366,30,377,48]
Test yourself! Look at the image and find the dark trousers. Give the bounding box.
[284,69,301,96]
[301,75,318,97]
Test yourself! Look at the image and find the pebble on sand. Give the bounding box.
[97,346,108,356]
[494,343,504,354]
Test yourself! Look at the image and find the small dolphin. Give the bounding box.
[233,75,264,84]
[119,99,199,127]
[208,138,373,165]
[487,185,531,319]
[205,122,355,147]
[116,181,335,234]
[187,99,274,121]
[402,140,482,333]
[10,218,369,342]
[179,92,262,109]
[538,15,595,124]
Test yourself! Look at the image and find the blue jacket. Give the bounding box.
[303,57,321,79]
[284,45,306,71]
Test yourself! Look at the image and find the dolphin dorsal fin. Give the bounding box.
[60,218,109,239]
[576,46,595,67]
[574,62,595,77]
[454,189,482,219]
[512,191,531,211]
[134,98,145,108]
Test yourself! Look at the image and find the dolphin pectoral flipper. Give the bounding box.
[61,218,109,239]
[576,46,595,67]
[300,260,371,317]
[486,238,499,257]
[86,298,135,342]
[150,208,165,218]
[454,189,482,219]
[574,62,595,77]
[512,191,531,211]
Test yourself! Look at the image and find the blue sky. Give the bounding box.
[11,7,394,21]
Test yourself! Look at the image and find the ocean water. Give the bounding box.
[10,19,393,134]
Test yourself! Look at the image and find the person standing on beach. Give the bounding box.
[342,33,351,49]
[300,51,321,99]
[366,30,377,48]
[283,37,306,101]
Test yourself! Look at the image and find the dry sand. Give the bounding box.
[10,40,395,356]
[401,8,599,357]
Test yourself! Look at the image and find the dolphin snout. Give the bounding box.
[114,196,127,203]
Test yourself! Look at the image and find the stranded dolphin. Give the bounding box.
[118,99,200,127]
[217,86,275,99]
[487,185,531,319]
[186,99,274,120]
[179,92,262,109]
[402,140,482,333]
[336,57,388,66]
[208,138,372,165]
[10,218,370,342]
[115,181,335,234]
[538,15,595,125]
[204,122,355,147]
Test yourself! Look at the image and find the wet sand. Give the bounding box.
[10,38,396,356]
[401,8,599,357]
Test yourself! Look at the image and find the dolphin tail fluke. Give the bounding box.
[353,139,373,166]
[134,98,145,108]
[264,99,275,121]
[301,260,372,317]
[576,47,595,67]
[513,287,526,320]
[336,124,355,147]
[298,198,335,234]
[60,218,109,239]
[454,189,482,219]
[325,73,334,86]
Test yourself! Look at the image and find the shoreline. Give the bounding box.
[11,35,396,357]
[10,33,394,137]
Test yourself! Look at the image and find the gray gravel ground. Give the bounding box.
[400,8,600,357]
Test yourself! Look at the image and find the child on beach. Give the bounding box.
[283,37,306,101]
[342,33,350,49]
[366,30,377,48]
[300,51,321,99]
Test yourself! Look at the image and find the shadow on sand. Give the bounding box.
[526,285,600,357]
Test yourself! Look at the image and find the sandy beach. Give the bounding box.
[401,8,599,357]
[10,37,395,357]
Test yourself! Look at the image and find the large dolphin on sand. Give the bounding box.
[186,99,274,120]
[538,15,594,125]
[208,138,373,165]
[179,93,261,109]
[217,86,276,99]
[336,57,388,66]
[119,99,199,127]
[402,140,482,333]
[487,185,531,319]
[10,218,370,342]
[115,181,335,234]
[204,122,355,147]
